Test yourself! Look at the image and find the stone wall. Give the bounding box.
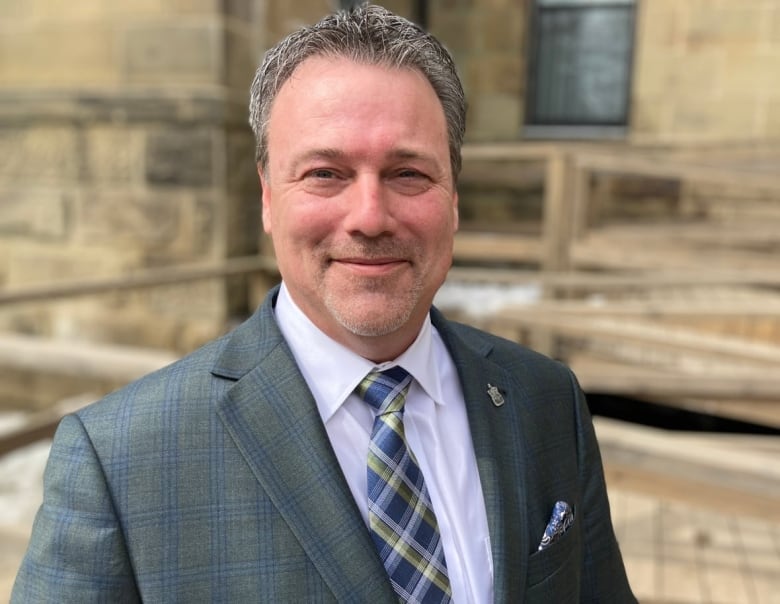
[430,0,527,142]
[428,0,780,144]
[631,0,780,143]
[0,0,265,352]
[1,0,778,357]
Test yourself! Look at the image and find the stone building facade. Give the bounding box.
[1,0,778,353]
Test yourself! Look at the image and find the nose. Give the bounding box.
[342,175,394,237]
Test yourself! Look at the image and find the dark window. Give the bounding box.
[340,0,428,29]
[526,0,637,131]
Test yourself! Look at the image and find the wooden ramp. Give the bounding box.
[449,142,780,430]
[596,418,780,604]
[610,486,780,604]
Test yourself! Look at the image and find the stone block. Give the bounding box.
[0,191,70,241]
[686,6,766,47]
[636,8,686,49]
[431,11,475,54]
[265,0,331,42]
[468,93,521,141]
[772,5,780,44]
[145,280,227,321]
[4,242,139,288]
[475,10,524,53]
[465,55,523,96]
[721,52,780,97]
[224,24,256,91]
[0,127,80,185]
[192,196,219,259]
[224,132,261,256]
[53,295,222,352]
[0,243,9,286]
[632,49,677,99]
[670,98,758,139]
[476,0,516,9]
[26,0,108,20]
[767,99,780,137]
[630,100,671,138]
[0,25,118,86]
[122,23,220,85]
[83,127,145,185]
[75,192,185,253]
[221,0,253,21]
[225,129,258,195]
[665,53,722,99]
[145,128,214,187]
[438,0,476,10]
[170,0,221,15]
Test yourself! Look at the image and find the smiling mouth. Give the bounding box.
[332,257,409,276]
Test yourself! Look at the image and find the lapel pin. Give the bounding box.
[487,383,505,407]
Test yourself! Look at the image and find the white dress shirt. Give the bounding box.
[274,283,493,603]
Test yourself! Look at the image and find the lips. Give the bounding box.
[332,256,409,276]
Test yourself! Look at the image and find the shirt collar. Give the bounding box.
[274,283,445,422]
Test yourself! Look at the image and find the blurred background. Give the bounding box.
[1,0,779,601]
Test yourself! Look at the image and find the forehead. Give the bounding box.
[265,56,449,154]
[272,55,440,115]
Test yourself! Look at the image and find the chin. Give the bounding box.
[329,301,414,339]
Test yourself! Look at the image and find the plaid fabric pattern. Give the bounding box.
[357,367,452,604]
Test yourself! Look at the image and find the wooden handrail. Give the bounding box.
[0,255,279,306]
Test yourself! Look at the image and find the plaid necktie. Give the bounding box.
[356,367,452,604]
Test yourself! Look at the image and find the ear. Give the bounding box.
[452,190,459,232]
[258,164,272,235]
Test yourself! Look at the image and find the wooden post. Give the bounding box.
[535,150,576,356]
[570,160,593,240]
[541,151,575,272]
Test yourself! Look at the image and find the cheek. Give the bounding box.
[277,204,337,250]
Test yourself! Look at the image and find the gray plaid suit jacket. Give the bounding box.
[13,286,635,603]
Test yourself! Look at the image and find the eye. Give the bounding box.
[389,168,431,195]
[308,168,337,179]
[301,167,347,196]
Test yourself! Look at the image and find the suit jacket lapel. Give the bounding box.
[433,309,530,604]
[212,290,396,603]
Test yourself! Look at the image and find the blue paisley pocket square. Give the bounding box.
[537,501,575,551]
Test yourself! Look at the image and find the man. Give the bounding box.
[13,4,635,603]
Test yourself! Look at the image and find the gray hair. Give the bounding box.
[248,3,466,179]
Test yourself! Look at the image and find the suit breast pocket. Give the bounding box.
[525,518,582,603]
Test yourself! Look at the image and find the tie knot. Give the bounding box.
[356,366,412,414]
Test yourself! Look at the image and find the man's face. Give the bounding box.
[259,56,458,360]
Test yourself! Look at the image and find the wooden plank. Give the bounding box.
[458,160,545,189]
[461,142,563,162]
[0,397,89,456]
[500,299,780,318]
[576,151,780,192]
[567,355,780,427]
[574,366,780,402]
[452,232,541,264]
[595,418,780,522]
[0,255,278,306]
[0,334,178,383]
[446,264,780,289]
[497,311,780,367]
[572,235,780,272]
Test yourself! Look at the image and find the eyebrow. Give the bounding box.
[291,147,439,171]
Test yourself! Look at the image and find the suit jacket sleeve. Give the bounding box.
[11,414,141,604]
